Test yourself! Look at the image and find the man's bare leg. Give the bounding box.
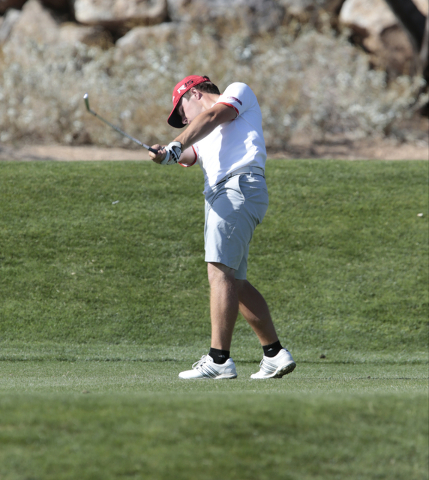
[207,263,280,349]
[187,263,294,380]
[207,262,239,350]
[235,279,296,379]
[236,279,279,345]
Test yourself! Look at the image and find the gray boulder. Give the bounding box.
[73,0,168,29]
[0,0,26,15]
[0,8,20,44]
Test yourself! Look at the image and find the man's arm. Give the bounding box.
[174,103,237,150]
[177,146,197,166]
[149,103,236,164]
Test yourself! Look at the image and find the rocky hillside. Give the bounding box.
[0,0,427,150]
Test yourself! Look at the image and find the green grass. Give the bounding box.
[1,393,425,480]
[0,159,427,354]
[0,159,428,479]
[0,353,427,480]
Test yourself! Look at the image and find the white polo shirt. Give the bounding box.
[182,82,267,195]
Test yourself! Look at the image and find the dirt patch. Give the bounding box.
[0,136,427,162]
[270,134,429,160]
[0,145,152,162]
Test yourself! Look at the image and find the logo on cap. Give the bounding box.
[168,75,211,127]
[177,79,195,95]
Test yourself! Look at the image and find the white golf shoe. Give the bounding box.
[178,355,237,379]
[251,348,296,379]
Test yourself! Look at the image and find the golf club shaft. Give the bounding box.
[83,94,158,154]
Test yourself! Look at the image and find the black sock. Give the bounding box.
[263,340,283,358]
[209,348,230,364]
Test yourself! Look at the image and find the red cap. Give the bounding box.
[168,75,211,128]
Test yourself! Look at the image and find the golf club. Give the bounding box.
[83,94,158,154]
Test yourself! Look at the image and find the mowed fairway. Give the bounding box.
[0,159,428,479]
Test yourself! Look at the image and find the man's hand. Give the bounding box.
[149,141,182,165]
[162,141,182,165]
[148,144,166,164]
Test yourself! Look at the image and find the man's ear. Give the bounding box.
[190,87,202,99]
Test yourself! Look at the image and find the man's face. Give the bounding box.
[177,90,201,126]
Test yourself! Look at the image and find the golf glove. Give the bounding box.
[161,141,182,165]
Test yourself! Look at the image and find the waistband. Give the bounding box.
[216,166,265,185]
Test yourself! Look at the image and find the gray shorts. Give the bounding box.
[204,172,269,280]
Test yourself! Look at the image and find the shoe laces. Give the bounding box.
[192,355,208,370]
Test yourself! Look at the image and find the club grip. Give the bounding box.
[148,147,158,154]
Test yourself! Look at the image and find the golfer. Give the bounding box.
[149,75,296,379]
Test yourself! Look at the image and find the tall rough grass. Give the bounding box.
[0,24,426,149]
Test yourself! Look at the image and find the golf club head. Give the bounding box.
[83,93,91,112]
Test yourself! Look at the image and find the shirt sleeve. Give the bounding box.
[215,83,254,118]
[178,145,198,167]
